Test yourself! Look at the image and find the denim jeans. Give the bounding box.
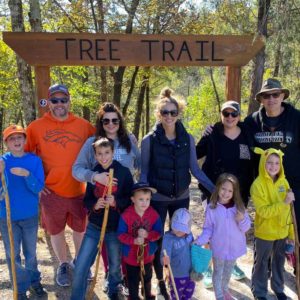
[0,215,41,293]
[71,222,122,300]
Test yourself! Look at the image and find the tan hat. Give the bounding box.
[3,124,26,141]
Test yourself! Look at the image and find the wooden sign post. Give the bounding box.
[3,32,264,116]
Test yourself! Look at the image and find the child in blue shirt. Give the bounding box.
[161,208,195,300]
[0,125,45,300]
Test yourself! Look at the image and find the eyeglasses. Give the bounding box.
[222,111,239,118]
[102,118,120,125]
[49,97,69,104]
[261,92,282,100]
[160,109,179,117]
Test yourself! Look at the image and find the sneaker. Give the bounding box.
[30,282,47,297]
[157,280,170,300]
[17,293,29,300]
[275,292,287,300]
[203,267,213,289]
[70,258,93,281]
[56,262,71,287]
[103,272,109,294]
[232,264,246,280]
[117,282,129,297]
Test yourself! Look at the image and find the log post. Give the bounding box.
[34,66,50,117]
[226,66,241,102]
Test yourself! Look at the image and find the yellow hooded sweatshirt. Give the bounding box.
[250,147,294,241]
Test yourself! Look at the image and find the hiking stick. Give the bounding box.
[291,202,300,299]
[87,168,114,300]
[163,249,179,300]
[137,244,146,299]
[1,173,18,300]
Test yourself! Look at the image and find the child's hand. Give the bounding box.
[285,190,295,205]
[163,255,170,266]
[235,210,245,222]
[10,167,29,177]
[94,197,106,210]
[134,237,144,245]
[94,172,118,186]
[0,159,4,174]
[138,228,148,238]
[105,195,116,208]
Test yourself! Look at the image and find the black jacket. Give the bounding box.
[84,160,133,232]
[148,121,191,198]
[196,122,254,204]
[244,102,300,188]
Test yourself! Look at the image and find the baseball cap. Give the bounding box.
[131,182,157,195]
[3,124,26,141]
[171,208,192,234]
[221,100,240,113]
[48,84,70,98]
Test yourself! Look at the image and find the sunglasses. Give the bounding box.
[49,97,69,104]
[160,109,179,117]
[261,92,282,100]
[102,118,120,125]
[222,111,239,118]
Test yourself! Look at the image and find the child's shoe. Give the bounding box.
[117,282,129,297]
[29,282,47,297]
[157,280,170,300]
[203,266,213,289]
[17,293,29,300]
[231,264,246,280]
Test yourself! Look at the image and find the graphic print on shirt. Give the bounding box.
[132,219,151,238]
[114,148,128,162]
[254,131,293,145]
[239,144,251,160]
[43,129,82,147]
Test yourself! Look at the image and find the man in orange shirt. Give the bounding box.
[25,84,95,287]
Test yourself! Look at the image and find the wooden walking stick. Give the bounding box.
[163,249,179,300]
[1,172,18,300]
[87,168,114,300]
[291,201,300,299]
[137,243,146,299]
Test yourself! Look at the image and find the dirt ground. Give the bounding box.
[0,180,297,300]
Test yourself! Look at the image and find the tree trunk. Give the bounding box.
[8,0,36,124]
[209,67,221,112]
[112,0,140,107]
[133,75,148,140]
[273,43,281,78]
[145,84,150,133]
[29,0,42,31]
[122,66,139,116]
[247,0,270,115]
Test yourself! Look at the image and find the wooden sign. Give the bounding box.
[3,32,264,67]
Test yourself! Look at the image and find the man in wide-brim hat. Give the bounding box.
[245,78,300,299]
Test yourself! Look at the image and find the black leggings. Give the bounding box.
[151,198,189,280]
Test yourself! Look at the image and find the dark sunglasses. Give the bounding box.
[261,92,282,100]
[49,97,69,104]
[102,118,120,125]
[222,110,239,118]
[160,109,179,117]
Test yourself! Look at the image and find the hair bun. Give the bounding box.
[160,87,173,98]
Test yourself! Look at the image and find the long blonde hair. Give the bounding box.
[210,173,245,213]
[155,87,186,121]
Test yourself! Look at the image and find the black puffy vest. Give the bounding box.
[148,122,191,198]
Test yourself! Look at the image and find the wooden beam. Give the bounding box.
[3,32,265,67]
[226,66,241,102]
[34,66,50,117]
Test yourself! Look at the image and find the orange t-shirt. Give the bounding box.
[25,112,95,198]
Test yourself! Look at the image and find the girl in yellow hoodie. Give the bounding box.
[250,148,294,300]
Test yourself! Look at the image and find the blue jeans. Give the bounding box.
[0,215,41,293]
[71,222,122,300]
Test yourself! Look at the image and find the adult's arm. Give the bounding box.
[72,137,96,184]
[140,135,151,183]
[129,135,141,171]
[189,135,215,193]
[24,157,45,194]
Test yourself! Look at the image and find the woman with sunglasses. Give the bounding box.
[73,102,140,184]
[140,87,214,300]
[196,100,254,288]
